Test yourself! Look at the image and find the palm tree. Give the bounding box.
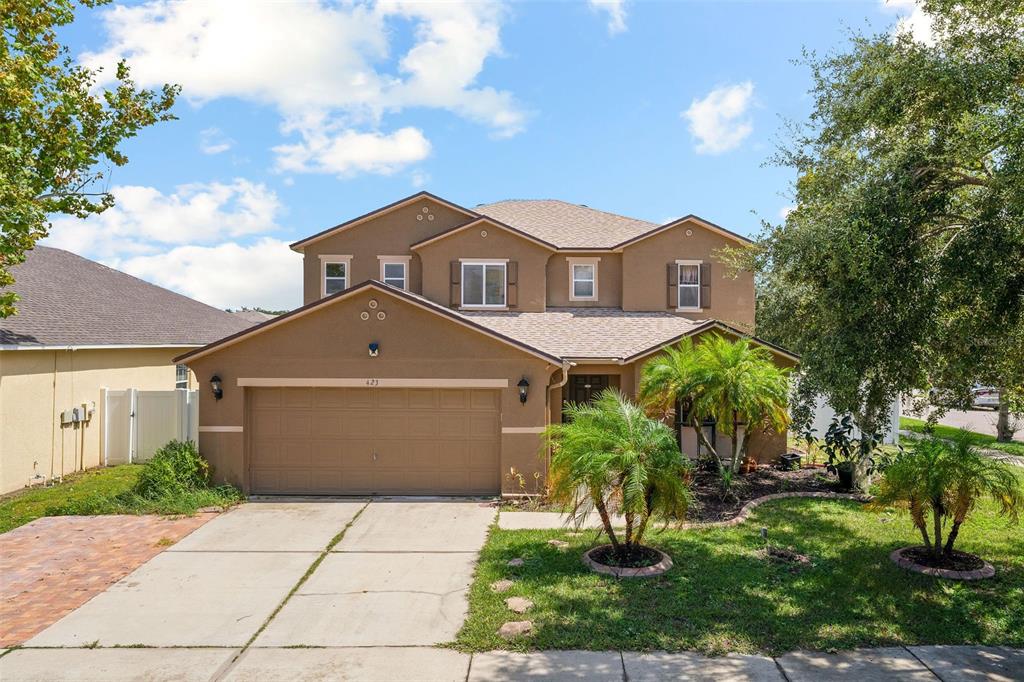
[639,334,791,473]
[544,389,691,561]
[875,433,1023,560]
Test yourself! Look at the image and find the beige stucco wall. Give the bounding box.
[0,347,193,494]
[415,224,553,313]
[184,287,558,494]
[300,198,472,305]
[546,253,622,308]
[620,220,756,329]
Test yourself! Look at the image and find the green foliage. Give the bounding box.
[1,0,179,316]
[815,415,888,492]
[457,496,1024,654]
[544,389,691,560]
[0,442,241,534]
[733,0,1024,432]
[874,433,1023,558]
[134,440,211,499]
[639,334,791,473]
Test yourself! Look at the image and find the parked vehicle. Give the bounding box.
[972,386,1000,410]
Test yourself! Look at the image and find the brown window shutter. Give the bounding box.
[700,262,711,309]
[450,261,461,307]
[667,263,678,309]
[507,261,518,307]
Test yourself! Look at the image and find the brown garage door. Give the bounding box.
[248,387,501,495]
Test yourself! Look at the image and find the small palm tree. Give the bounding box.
[639,334,791,473]
[544,389,691,561]
[875,433,1023,560]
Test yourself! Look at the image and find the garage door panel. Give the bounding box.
[250,387,500,495]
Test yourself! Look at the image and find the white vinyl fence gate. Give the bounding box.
[102,388,199,465]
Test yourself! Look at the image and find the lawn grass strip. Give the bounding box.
[210,501,370,681]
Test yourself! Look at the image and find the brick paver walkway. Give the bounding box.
[0,513,216,647]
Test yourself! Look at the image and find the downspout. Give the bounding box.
[546,360,575,475]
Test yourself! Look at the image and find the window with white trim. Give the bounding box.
[175,364,189,390]
[677,262,701,309]
[324,261,348,294]
[462,262,506,307]
[381,262,407,289]
[571,262,597,300]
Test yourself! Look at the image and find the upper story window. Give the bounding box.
[378,256,410,290]
[320,255,352,296]
[567,257,599,301]
[175,364,189,390]
[461,260,506,308]
[677,260,701,310]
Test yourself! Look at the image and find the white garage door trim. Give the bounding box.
[238,377,509,388]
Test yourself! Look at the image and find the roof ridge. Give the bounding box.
[476,199,657,226]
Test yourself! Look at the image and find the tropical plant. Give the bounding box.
[874,433,1023,561]
[816,415,886,492]
[639,334,791,474]
[544,389,691,562]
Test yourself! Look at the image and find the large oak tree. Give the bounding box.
[737,0,1024,438]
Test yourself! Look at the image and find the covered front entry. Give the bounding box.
[248,387,501,496]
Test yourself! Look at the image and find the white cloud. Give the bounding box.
[589,0,627,35]
[411,170,430,188]
[779,205,796,219]
[682,82,755,155]
[118,238,302,311]
[45,179,282,259]
[273,127,431,177]
[882,0,936,46]
[42,180,299,310]
[199,127,233,155]
[82,0,525,174]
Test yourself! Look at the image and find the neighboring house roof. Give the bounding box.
[475,200,659,249]
[1,246,254,349]
[230,310,279,325]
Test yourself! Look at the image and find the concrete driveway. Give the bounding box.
[6,499,496,680]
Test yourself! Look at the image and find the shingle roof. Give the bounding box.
[230,310,279,325]
[1,246,255,348]
[460,307,709,360]
[475,200,658,249]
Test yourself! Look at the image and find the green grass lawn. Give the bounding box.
[900,416,1024,457]
[457,498,1024,655]
[0,465,241,534]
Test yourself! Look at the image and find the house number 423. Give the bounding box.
[365,378,380,386]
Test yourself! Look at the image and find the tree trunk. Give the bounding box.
[916,520,931,549]
[734,427,753,474]
[624,513,634,556]
[943,520,963,556]
[932,507,944,559]
[633,489,655,547]
[593,496,622,557]
[694,425,720,470]
[996,392,1015,443]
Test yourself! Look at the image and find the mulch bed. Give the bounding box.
[902,545,986,571]
[590,544,664,568]
[688,465,843,523]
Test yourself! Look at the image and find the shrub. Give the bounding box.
[134,440,211,499]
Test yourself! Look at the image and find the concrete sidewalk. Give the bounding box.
[1,645,1021,681]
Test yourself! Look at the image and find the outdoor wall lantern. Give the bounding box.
[369,342,380,357]
[517,377,530,404]
[210,375,223,401]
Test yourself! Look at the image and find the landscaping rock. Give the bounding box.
[490,579,515,593]
[507,558,525,567]
[498,621,534,639]
[547,539,570,550]
[505,597,534,614]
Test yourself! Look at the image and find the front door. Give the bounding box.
[563,375,611,421]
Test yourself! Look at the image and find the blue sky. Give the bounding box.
[45,0,924,310]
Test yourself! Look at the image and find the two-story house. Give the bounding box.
[177,192,797,496]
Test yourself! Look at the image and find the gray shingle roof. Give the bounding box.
[475,200,658,249]
[460,307,709,360]
[1,246,255,348]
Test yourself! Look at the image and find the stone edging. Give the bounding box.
[583,545,673,578]
[889,546,995,580]
[683,491,871,529]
